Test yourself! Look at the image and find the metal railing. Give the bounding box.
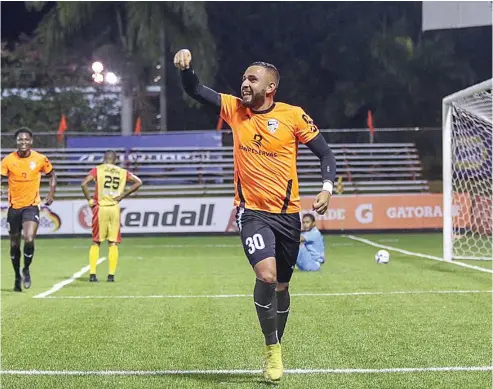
[1,142,429,198]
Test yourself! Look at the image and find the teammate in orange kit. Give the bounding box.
[1,128,57,292]
[175,49,336,382]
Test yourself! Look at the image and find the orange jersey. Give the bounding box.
[1,150,53,209]
[220,94,319,214]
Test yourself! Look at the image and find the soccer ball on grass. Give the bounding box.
[375,249,390,264]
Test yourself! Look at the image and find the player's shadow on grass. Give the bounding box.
[183,374,277,387]
[52,276,90,282]
[1,288,18,293]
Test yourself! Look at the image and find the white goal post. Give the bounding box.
[442,79,493,261]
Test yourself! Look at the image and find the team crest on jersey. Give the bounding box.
[29,162,37,170]
[267,119,279,134]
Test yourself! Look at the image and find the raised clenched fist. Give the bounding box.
[173,49,192,70]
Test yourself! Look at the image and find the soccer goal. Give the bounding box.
[442,79,493,261]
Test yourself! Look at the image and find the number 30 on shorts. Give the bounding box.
[245,234,266,254]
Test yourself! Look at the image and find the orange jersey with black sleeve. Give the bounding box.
[89,164,132,207]
[220,94,320,214]
[1,150,53,209]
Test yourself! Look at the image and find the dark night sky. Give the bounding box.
[1,2,49,42]
[1,2,490,133]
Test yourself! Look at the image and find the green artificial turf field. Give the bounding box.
[1,233,491,388]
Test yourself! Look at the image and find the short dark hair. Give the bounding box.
[303,213,316,223]
[14,127,33,139]
[250,61,280,87]
[104,150,117,161]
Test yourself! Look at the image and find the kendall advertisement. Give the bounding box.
[0,194,478,236]
[1,198,235,236]
[73,198,234,234]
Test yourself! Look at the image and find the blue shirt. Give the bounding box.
[301,227,325,262]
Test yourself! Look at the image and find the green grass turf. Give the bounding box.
[1,234,491,388]
[355,233,493,270]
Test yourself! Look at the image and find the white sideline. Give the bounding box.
[33,257,107,299]
[64,242,354,250]
[38,290,492,300]
[1,366,491,376]
[343,235,493,274]
[70,244,242,249]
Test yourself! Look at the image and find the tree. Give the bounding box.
[207,2,483,133]
[314,3,476,129]
[1,34,120,142]
[28,1,217,134]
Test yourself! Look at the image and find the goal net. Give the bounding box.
[443,79,493,261]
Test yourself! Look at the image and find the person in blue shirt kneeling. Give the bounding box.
[297,213,325,271]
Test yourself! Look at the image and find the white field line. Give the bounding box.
[0,366,491,376]
[33,257,106,299]
[343,235,493,274]
[38,290,492,300]
[377,238,401,243]
[68,244,242,249]
[55,242,354,250]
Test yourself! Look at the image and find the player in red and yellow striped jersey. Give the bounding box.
[81,150,142,282]
[175,50,336,382]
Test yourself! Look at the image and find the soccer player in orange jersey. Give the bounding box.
[1,128,57,292]
[175,50,336,381]
[81,150,142,283]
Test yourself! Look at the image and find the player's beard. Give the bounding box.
[242,89,266,109]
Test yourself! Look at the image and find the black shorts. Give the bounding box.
[7,206,40,235]
[236,207,301,283]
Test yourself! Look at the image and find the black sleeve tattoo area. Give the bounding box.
[305,134,337,183]
[180,67,221,112]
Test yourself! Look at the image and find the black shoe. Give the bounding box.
[22,268,31,289]
[14,278,22,292]
[89,274,98,282]
[107,275,115,282]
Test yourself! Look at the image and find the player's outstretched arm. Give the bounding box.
[81,174,96,206]
[174,49,221,110]
[305,134,337,215]
[114,173,142,203]
[44,170,57,206]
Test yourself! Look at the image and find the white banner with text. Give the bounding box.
[1,194,453,236]
[1,198,236,236]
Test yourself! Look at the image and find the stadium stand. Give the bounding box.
[0,143,429,198]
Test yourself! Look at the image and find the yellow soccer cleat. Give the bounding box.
[263,342,283,382]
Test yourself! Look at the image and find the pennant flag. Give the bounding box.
[367,110,375,138]
[57,114,68,142]
[134,116,142,135]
